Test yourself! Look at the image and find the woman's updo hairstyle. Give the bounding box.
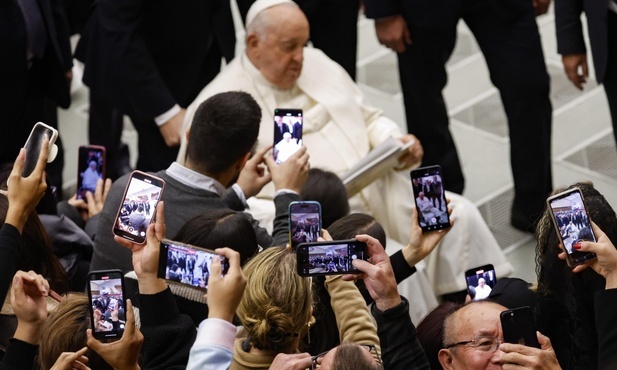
[237,246,313,353]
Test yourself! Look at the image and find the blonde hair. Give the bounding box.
[237,246,313,352]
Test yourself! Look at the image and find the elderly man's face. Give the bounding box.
[439,303,506,370]
[249,6,310,89]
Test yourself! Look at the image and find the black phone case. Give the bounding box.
[500,306,540,348]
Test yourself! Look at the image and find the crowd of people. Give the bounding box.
[2,0,617,369]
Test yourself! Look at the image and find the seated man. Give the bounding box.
[90,91,308,273]
[180,0,512,296]
[438,300,562,370]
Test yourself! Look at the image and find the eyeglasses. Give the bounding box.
[311,344,383,369]
[444,336,504,352]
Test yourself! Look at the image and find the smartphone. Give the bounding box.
[410,165,451,232]
[500,306,540,348]
[289,201,322,250]
[273,108,303,164]
[296,239,368,277]
[464,264,496,301]
[546,187,597,267]
[158,239,229,290]
[112,171,165,244]
[76,145,106,200]
[87,269,126,340]
[22,122,58,177]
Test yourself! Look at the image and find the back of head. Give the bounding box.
[186,91,261,173]
[0,196,69,293]
[39,294,110,370]
[237,246,313,353]
[300,168,350,228]
[330,342,381,370]
[174,209,259,265]
[417,301,460,370]
[328,213,386,249]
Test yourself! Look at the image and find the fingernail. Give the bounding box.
[573,243,581,250]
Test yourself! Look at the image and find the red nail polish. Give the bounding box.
[573,243,581,250]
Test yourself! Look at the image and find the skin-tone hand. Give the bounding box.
[115,202,167,294]
[264,145,310,193]
[11,270,50,345]
[342,234,401,311]
[268,353,312,370]
[562,54,588,90]
[532,0,551,16]
[50,347,90,370]
[374,15,412,53]
[206,248,247,323]
[6,139,49,234]
[402,200,453,266]
[500,332,561,369]
[557,222,617,289]
[65,70,73,91]
[397,134,424,170]
[69,178,113,222]
[236,145,273,198]
[87,299,143,370]
[159,108,186,147]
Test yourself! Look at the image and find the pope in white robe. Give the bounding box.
[178,0,513,301]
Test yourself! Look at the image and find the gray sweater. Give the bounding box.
[90,170,297,273]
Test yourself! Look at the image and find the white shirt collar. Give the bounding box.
[166,162,226,198]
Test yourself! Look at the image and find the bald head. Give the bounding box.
[245,4,310,89]
[443,301,506,347]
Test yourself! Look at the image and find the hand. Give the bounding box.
[402,201,452,266]
[6,140,49,233]
[342,234,401,311]
[11,271,50,344]
[500,332,561,369]
[159,108,186,147]
[68,178,112,222]
[559,222,617,289]
[206,248,247,323]
[269,353,312,370]
[115,202,167,294]
[87,300,143,370]
[65,69,73,91]
[50,347,90,370]
[532,0,551,16]
[562,54,588,90]
[374,15,412,53]
[264,145,310,193]
[396,134,423,170]
[236,145,273,198]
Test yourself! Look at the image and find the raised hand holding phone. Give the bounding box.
[206,248,247,323]
[402,205,452,267]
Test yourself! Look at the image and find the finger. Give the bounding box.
[210,255,222,278]
[215,247,241,270]
[289,145,307,160]
[114,235,137,251]
[354,234,383,256]
[351,258,377,274]
[31,137,50,178]
[85,191,96,211]
[153,201,166,241]
[582,58,589,78]
[123,299,135,336]
[537,331,553,350]
[102,178,113,202]
[94,178,104,202]
[11,275,26,302]
[410,206,420,229]
[250,144,273,163]
[11,148,26,178]
[86,329,105,353]
[73,359,92,370]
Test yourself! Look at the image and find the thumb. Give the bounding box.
[86,329,104,353]
[351,258,374,274]
[537,332,552,350]
[12,149,26,176]
[11,275,25,302]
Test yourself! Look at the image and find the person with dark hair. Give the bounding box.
[300,168,349,229]
[535,182,617,369]
[90,91,309,274]
[417,301,460,370]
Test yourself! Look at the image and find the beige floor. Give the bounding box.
[57,6,616,285]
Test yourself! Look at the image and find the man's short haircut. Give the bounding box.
[187,91,261,174]
[331,342,381,370]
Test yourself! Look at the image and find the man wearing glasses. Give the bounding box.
[438,301,561,369]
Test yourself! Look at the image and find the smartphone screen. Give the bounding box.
[158,239,229,290]
[547,188,596,267]
[500,306,540,348]
[410,165,451,232]
[289,201,321,250]
[273,108,303,164]
[87,270,126,340]
[296,240,367,277]
[112,171,165,244]
[464,264,496,301]
[77,145,106,200]
[23,122,58,177]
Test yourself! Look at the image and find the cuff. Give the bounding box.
[231,184,248,208]
[3,338,38,369]
[155,104,181,126]
[139,287,180,326]
[274,189,299,198]
[1,223,21,237]
[371,296,408,318]
[195,318,237,351]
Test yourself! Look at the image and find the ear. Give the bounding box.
[235,152,251,171]
[185,127,191,142]
[246,33,260,58]
[438,349,455,370]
